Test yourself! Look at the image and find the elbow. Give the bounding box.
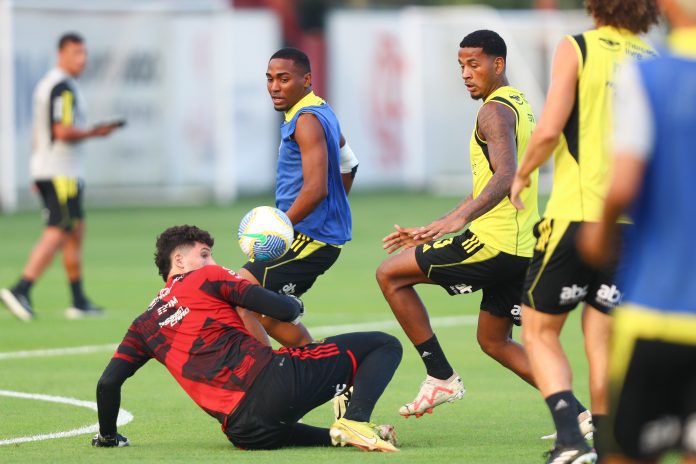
[534,126,561,147]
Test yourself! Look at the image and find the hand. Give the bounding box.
[576,222,615,268]
[91,124,117,137]
[382,225,429,254]
[91,433,130,448]
[286,294,305,325]
[510,173,530,210]
[411,215,466,241]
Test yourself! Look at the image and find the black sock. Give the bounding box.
[284,423,331,447]
[546,391,583,445]
[343,334,402,422]
[414,334,453,380]
[70,279,87,307]
[13,278,33,295]
[575,397,588,415]
[592,414,605,458]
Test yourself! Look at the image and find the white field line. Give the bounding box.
[0,315,479,361]
[0,389,133,446]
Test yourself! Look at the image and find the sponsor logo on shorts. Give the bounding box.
[639,415,681,454]
[449,283,473,294]
[594,284,622,308]
[280,283,297,295]
[510,305,521,324]
[559,284,588,305]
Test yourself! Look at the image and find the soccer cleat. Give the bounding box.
[329,418,399,452]
[332,386,352,420]
[0,288,34,321]
[65,300,105,319]
[399,373,465,418]
[544,442,596,464]
[541,410,594,441]
[91,433,130,448]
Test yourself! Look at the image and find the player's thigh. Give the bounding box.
[328,331,402,366]
[376,246,433,287]
[242,234,340,296]
[523,219,593,314]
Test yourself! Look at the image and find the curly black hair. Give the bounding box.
[154,225,214,281]
[585,0,659,34]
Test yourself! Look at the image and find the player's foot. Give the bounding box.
[330,418,399,452]
[541,410,594,440]
[65,300,105,319]
[544,442,596,464]
[0,288,34,321]
[399,373,465,418]
[332,386,352,420]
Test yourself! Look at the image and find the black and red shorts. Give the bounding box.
[224,332,395,449]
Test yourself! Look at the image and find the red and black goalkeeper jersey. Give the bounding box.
[112,265,274,421]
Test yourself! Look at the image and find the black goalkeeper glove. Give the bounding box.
[287,294,305,325]
[91,433,130,448]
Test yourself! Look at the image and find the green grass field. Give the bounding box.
[0,192,670,463]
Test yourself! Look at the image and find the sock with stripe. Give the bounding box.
[546,390,584,445]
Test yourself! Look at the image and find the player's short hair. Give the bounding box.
[154,225,215,281]
[585,0,659,34]
[459,30,507,60]
[58,32,84,50]
[270,47,311,74]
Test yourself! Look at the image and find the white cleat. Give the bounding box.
[399,373,465,418]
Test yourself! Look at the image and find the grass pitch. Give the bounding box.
[0,192,672,463]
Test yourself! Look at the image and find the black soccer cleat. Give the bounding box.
[91,433,130,448]
[544,442,596,464]
[0,288,34,321]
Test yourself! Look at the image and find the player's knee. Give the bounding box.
[375,332,403,360]
[476,332,504,358]
[375,260,402,293]
[97,372,119,394]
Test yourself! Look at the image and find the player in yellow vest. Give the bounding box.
[377,30,589,423]
[510,1,658,462]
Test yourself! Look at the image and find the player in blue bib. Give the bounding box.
[578,0,696,460]
[240,48,358,348]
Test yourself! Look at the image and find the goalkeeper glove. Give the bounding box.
[287,294,305,325]
[91,433,130,448]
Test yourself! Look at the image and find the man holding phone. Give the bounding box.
[1,32,123,321]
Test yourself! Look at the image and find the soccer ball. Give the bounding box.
[238,206,294,261]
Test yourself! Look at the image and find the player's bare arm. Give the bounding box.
[284,113,329,225]
[577,154,646,267]
[413,101,517,241]
[52,121,119,142]
[511,37,578,209]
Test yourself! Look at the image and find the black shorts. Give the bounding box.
[35,178,84,231]
[414,230,530,325]
[242,232,341,296]
[522,218,622,314]
[603,305,696,460]
[224,332,400,450]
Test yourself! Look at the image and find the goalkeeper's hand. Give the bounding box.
[91,433,130,448]
[287,294,305,325]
